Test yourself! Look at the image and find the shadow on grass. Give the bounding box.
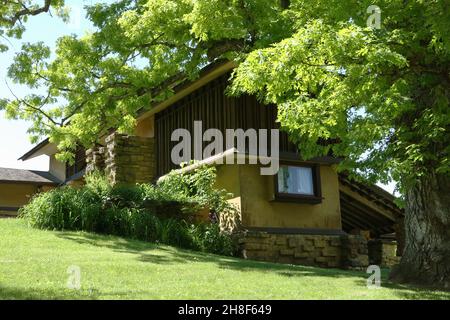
[380,282,450,300]
[55,231,450,300]
[0,286,94,300]
[56,230,361,276]
[0,285,161,300]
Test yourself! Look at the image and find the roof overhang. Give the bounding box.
[158,149,341,182]
[138,60,237,121]
[338,174,404,236]
[19,61,237,162]
[18,138,58,161]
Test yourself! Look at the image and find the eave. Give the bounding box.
[137,60,237,121]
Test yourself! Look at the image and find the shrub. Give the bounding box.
[201,223,236,256]
[20,167,239,257]
[158,163,240,226]
[129,208,161,242]
[189,223,237,256]
[157,219,194,248]
[139,183,198,220]
[107,185,145,209]
[20,187,94,231]
[84,171,111,199]
[78,190,102,232]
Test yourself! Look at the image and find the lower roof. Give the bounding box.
[0,167,60,185]
[339,174,404,236]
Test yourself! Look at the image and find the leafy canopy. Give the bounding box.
[1,0,449,193]
[0,0,66,51]
[230,0,450,190]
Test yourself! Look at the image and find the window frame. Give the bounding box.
[273,161,322,204]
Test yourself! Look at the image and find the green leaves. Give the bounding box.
[2,0,449,192]
[0,1,66,49]
[230,1,449,191]
[7,42,51,87]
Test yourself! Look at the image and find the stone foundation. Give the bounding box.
[242,231,369,269]
[368,239,401,268]
[341,234,369,269]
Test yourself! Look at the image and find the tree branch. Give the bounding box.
[5,79,58,125]
[4,0,53,26]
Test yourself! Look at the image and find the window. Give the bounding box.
[65,146,87,180]
[274,164,322,203]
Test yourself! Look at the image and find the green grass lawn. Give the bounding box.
[0,219,448,300]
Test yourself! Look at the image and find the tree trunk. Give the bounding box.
[390,172,450,289]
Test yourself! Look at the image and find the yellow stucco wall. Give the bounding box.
[215,164,342,230]
[215,164,242,214]
[0,183,39,208]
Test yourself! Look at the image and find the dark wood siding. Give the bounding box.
[65,146,86,180]
[155,74,297,176]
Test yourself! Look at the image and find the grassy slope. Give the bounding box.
[0,219,448,300]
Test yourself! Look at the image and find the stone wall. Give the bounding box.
[86,133,156,185]
[86,146,105,173]
[341,234,369,269]
[105,134,156,185]
[241,231,369,269]
[368,239,401,268]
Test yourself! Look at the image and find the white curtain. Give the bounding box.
[278,166,314,195]
[295,167,314,195]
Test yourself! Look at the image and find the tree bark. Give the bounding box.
[390,172,450,289]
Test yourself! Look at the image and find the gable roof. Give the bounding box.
[0,167,60,185]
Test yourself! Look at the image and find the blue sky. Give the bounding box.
[0,0,95,171]
[0,1,396,193]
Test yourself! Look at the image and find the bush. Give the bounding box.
[129,208,161,242]
[189,223,237,256]
[84,171,111,199]
[157,219,193,248]
[158,163,240,225]
[20,168,239,256]
[21,187,96,231]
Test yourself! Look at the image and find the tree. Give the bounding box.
[1,0,449,288]
[0,0,66,51]
[229,1,450,288]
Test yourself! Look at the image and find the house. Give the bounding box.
[0,167,59,217]
[9,60,404,268]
